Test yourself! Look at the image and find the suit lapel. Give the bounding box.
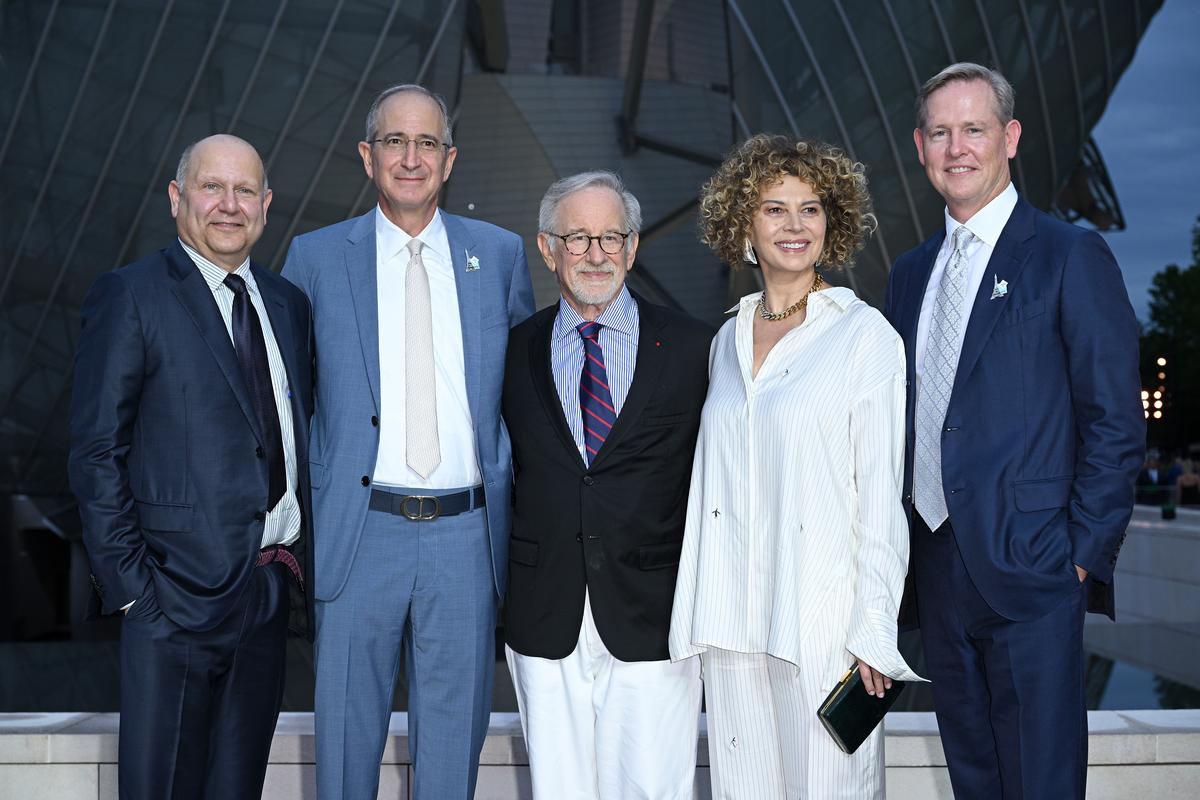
[253,264,308,464]
[345,211,381,414]
[166,242,262,443]
[443,213,482,425]
[952,198,1036,398]
[528,308,582,461]
[589,296,662,470]
[255,265,295,357]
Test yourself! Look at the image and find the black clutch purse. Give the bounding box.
[817,664,905,754]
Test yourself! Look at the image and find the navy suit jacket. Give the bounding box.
[884,197,1144,623]
[69,240,315,637]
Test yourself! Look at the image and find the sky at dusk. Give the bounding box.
[1092,0,1200,323]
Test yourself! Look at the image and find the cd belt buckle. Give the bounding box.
[401,495,441,521]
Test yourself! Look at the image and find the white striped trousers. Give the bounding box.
[701,649,885,799]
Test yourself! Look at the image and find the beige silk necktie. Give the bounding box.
[405,239,441,478]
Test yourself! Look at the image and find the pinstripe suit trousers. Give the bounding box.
[701,649,885,799]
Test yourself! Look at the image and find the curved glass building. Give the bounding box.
[0,0,1173,706]
[0,0,1159,501]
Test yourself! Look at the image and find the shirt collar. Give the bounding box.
[179,238,253,294]
[375,206,449,264]
[942,182,1017,248]
[553,284,638,341]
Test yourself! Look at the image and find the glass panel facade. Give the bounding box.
[0,0,465,495]
[1,0,1181,713]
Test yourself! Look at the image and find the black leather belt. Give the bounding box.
[369,486,486,521]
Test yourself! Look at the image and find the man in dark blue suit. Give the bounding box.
[69,134,313,799]
[884,64,1144,798]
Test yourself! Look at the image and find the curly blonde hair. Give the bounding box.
[699,134,876,269]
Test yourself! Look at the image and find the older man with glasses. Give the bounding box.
[283,84,534,800]
[501,171,712,798]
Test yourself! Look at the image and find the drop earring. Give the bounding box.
[743,239,757,265]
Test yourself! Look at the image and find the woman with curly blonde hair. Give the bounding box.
[669,134,923,798]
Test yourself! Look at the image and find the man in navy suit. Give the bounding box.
[282,85,534,799]
[884,64,1144,798]
[69,134,313,799]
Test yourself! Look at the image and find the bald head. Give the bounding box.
[175,134,269,192]
[168,134,273,271]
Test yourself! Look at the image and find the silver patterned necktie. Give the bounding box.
[914,225,975,530]
[405,239,441,478]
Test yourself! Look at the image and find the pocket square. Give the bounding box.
[990,274,1008,300]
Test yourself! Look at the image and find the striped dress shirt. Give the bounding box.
[181,240,301,549]
[550,286,640,464]
[669,286,921,683]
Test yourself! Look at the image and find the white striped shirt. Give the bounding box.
[669,287,922,683]
[550,286,640,464]
[180,240,301,549]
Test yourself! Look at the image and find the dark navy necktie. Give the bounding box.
[577,321,616,465]
[224,273,286,510]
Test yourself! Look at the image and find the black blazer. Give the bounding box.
[502,295,712,662]
[68,240,315,639]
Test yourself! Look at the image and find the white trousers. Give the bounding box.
[506,592,703,800]
[701,649,884,800]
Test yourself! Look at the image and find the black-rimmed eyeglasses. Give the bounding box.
[367,135,451,154]
[547,231,632,255]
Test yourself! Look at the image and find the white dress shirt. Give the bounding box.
[669,287,922,682]
[914,182,1018,376]
[181,240,301,549]
[372,208,480,489]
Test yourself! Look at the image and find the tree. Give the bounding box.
[1141,216,1200,451]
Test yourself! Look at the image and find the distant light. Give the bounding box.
[1143,399,1150,409]
[1141,390,1150,399]
[1153,411,1163,419]
[1157,357,1167,366]
[1158,372,1167,380]
[1154,391,1162,399]
[1154,400,1163,409]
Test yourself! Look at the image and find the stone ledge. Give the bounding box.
[2,712,1198,800]
[3,710,1198,767]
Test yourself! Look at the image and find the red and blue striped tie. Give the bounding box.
[577,321,616,465]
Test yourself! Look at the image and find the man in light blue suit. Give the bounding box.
[885,64,1144,799]
[283,84,534,799]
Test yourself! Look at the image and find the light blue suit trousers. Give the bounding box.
[283,208,534,799]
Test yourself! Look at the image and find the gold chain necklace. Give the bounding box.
[757,274,825,321]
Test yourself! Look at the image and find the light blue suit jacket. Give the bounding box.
[282,209,535,601]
